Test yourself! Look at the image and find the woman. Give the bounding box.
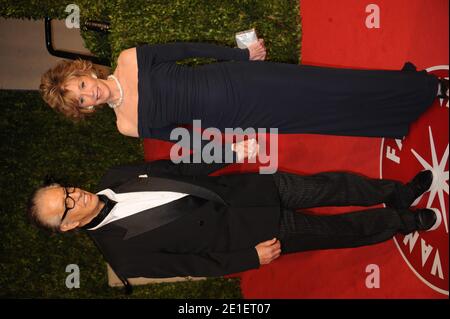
[40,40,448,142]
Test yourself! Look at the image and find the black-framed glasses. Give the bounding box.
[61,187,76,222]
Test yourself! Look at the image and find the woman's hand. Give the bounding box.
[231,138,259,162]
[248,39,266,61]
[255,238,281,265]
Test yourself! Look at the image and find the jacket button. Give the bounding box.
[199,220,204,226]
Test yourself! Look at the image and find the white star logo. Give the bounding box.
[411,126,449,233]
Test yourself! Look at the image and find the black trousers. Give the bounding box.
[272,172,418,253]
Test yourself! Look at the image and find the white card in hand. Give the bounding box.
[235,28,258,49]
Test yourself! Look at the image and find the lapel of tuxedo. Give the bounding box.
[113,175,226,205]
[114,195,206,240]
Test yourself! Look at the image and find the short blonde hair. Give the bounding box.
[40,59,104,121]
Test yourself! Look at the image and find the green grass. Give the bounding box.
[0,0,301,298]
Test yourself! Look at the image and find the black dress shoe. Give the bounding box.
[408,170,433,200]
[386,170,433,209]
[415,209,438,231]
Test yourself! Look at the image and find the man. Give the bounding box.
[28,157,439,291]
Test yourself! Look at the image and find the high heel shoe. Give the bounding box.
[437,78,449,99]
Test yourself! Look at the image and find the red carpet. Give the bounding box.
[143,0,448,298]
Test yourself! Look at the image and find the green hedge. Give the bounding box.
[108,0,300,64]
[0,0,301,64]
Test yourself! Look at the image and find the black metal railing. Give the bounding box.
[44,17,111,66]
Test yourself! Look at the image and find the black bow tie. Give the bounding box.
[81,194,117,230]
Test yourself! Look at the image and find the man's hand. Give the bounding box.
[248,39,266,61]
[231,138,259,162]
[255,238,281,265]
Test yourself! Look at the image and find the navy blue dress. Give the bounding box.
[136,42,438,141]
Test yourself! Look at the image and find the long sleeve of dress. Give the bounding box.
[138,42,249,64]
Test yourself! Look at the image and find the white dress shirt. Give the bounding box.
[88,188,188,230]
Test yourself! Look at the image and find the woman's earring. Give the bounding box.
[91,73,97,79]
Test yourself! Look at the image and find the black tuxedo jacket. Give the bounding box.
[87,160,281,279]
